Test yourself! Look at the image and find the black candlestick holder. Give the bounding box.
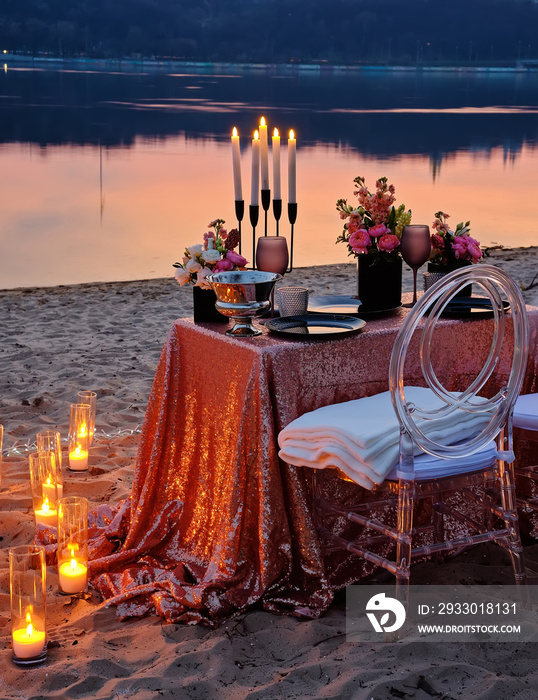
[273,199,282,236]
[235,200,244,255]
[261,189,270,236]
[287,203,297,273]
[249,204,259,269]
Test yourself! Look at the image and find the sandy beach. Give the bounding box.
[1,248,538,699]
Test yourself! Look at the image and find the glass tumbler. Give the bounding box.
[69,403,90,471]
[36,430,63,500]
[77,390,97,445]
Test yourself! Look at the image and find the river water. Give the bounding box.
[1,62,537,289]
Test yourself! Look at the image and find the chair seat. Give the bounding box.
[513,394,538,430]
[385,441,497,481]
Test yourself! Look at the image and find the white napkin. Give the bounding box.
[278,387,494,487]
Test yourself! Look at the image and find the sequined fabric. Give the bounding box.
[87,307,538,624]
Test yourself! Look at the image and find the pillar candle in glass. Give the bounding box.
[77,390,96,445]
[69,403,90,471]
[29,451,59,530]
[57,496,88,595]
[9,544,47,667]
[36,430,64,500]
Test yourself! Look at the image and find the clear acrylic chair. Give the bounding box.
[300,265,530,604]
[513,394,538,512]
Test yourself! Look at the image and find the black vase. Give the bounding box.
[426,262,472,298]
[357,254,402,312]
[192,286,227,323]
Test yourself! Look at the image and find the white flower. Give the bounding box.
[174,267,191,286]
[186,258,202,274]
[201,249,221,264]
[186,244,203,257]
[196,268,213,289]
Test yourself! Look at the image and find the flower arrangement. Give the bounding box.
[173,219,248,289]
[336,176,412,263]
[429,211,483,270]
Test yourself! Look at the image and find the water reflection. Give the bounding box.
[0,64,537,289]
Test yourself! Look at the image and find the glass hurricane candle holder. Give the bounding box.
[77,390,96,445]
[29,451,59,531]
[69,403,90,471]
[36,431,64,500]
[57,496,88,595]
[9,544,47,667]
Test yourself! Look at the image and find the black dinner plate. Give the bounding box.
[433,297,511,318]
[308,295,401,317]
[266,313,366,338]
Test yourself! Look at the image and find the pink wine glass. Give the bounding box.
[256,237,289,316]
[400,225,431,306]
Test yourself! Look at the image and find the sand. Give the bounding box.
[1,249,538,699]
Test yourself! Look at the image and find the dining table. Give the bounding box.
[86,301,538,625]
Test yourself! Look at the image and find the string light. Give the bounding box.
[1,427,142,459]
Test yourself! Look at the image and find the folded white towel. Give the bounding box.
[278,387,494,487]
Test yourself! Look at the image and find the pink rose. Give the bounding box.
[378,233,400,252]
[452,236,469,260]
[368,223,389,238]
[466,236,482,262]
[213,258,234,272]
[349,228,371,253]
[226,250,248,267]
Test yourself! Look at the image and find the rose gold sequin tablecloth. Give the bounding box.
[88,306,538,624]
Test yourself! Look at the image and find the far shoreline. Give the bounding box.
[1,246,537,304]
[3,53,535,75]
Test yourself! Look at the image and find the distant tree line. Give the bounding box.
[1,0,537,66]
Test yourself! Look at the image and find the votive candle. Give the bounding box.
[34,497,58,528]
[58,558,88,594]
[69,445,88,471]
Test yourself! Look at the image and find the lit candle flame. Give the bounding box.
[25,610,33,637]
[232,126,238,137]
[70,558,77,571]
[46,476,51,486]
[254,130,259,140]
[42,497,50,513]
[274,128,279,137]
[75,445,82,456]
[260,116,266,127]
[289,129,295,140]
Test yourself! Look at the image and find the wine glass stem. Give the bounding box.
[412,268,418,305]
